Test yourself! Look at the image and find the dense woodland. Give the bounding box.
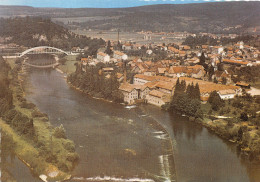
[165,78,203,119]
[0,56,35,138]
[182,35,260,48]
[68,63,123,102]
[0,17,105,50]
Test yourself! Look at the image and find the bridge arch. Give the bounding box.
[20,46,69,57]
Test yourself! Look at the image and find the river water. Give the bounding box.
[7,68,260,182]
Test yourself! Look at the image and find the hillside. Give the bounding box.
[0,17,105,49]
[0,2,259,33]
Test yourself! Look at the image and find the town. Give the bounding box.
[73,37,260,107]
[0,3,260,181]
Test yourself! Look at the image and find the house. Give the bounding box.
[165,66,187,78]
[81,57,88,64]
[213,70,232,84]
[122,43,132,50]
[116,73,124,82]
[133,74,156,85]
[218,89,236,100]
[102,67,114,74]
[236,82,251,89]
[211,46,224,54]
[155,81,175,95]
[113,51,128,60]
[132,63,149,74]
[146,49,153,55]
[144,68,157,76]
[97,52,110,63]
[157,68,168,76]
[222,59,249,66]
[146,90,171,107]
[119,83,139,104]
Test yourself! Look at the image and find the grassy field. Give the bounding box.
[5,58,17,69]
[58,55,78,74]
[250,80,260,89]
[0,118,71,181]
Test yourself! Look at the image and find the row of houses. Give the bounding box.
[119,74,242,107]
[97,51,128,63]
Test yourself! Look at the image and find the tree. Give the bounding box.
[222,77,227,85]
[208,91,224,111]
[53,124,66,139]
[208,65,215,81]
[105,40,113,55]
[199,52,206,65]
[240,112,248,121]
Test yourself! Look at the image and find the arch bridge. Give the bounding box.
[20,46,69,57]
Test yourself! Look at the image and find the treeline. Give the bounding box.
[0,56,13,115]
[166,78,203,119]
[230,65,260,84]
[182,35,258,48]
[0,56,35,138]
[0,17,105,50]
[68,64,123,102]
[0,57,79,174]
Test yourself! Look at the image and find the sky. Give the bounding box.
[0,0,246,8]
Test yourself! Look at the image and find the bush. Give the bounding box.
[45,154,58,164]
[240,112,248,121]
[66,153,79,162]
[53,124,66,139]
[31,110,47,118]
[20,101,36,109]
[3,109,18,124]
[57,162,69,172]
[64,141,75,152]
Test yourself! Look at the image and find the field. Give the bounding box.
[52,16,120,24]
[58,55,78,74]
[73,29,184,44]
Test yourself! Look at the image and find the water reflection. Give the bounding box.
[11,68,260,182]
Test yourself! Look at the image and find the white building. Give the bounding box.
[218,89,236,100]
[113,51,128,61]
[146,90,170,107]
[97,52,110,63]
[119,83,138,104]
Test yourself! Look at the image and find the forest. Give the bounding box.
[0,17,105,50]
[68,63,123,102]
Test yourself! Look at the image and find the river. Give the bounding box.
[7,68,260,182]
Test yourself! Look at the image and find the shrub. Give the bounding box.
[45,154,58,164]
[64,141,75,152]
[3,109,18,124]
[240,112,248,121]
[31,110,47,118]
[53,124,66,139]
[20,101,36,109]
[57,162,69,172]
[66,153,79,162]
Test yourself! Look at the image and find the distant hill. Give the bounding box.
[0,2,259,33]
[0,17,105,50]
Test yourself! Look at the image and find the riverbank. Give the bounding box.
[192,116,260,162]
[1,61,79,181]
[66,78,176,181]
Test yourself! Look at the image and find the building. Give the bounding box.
[146,90,171,107]
[97,52,110,63]
[218,89,236,100]
[113,51,128,61]
[236,82,251,89]
[119,83,139,104]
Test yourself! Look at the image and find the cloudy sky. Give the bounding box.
[0,0,240,8]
